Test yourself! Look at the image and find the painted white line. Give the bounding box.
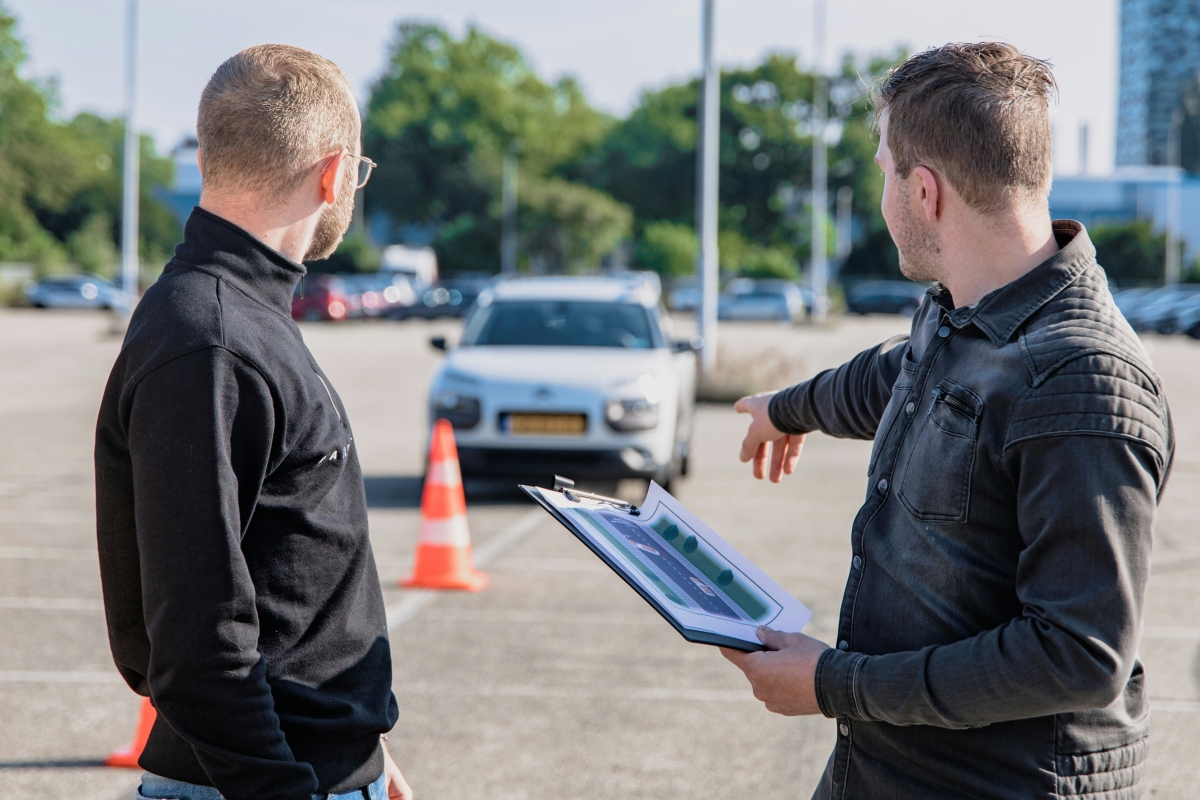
[492,557,608,573]
[385,508,545,632]
[0,596,102,611]
[0,546,96,561]
[0,670,123,684]
[397,682,756,703]
[1152,699,1200,713]
[1145,626,1200,639]
[0,510,94,524]
[421,608,659,626]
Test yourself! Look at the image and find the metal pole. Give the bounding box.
[502,145,518,274]
[835,185,853,270]
[120,0,140,300]
[696,0,719,372]
[810,0,828,323]
[1167,108,1183,286]
[1077,122,1089,175]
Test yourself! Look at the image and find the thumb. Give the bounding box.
[757,625,787,650]
[734,396,750,415]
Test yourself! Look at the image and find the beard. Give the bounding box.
[892,182,944,284]
[304,162,357,262]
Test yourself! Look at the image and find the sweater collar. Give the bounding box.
[173,206,307,317]
[935,220,1096,346]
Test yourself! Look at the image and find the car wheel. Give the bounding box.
[1187,323,1200,340]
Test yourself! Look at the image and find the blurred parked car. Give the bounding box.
[24,273,132,311]
[1168,292,1200,339]
[399,278,489,319]
[845,281,928,316]
[425,275,698,488]
[718,279,805,322]
[292,274,350,322]
[1125,285,1200,333]
[667,277,700,312]
[1113,287,1154,321]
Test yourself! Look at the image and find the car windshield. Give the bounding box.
[462,300,657,348]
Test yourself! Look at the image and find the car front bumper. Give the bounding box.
[456,445,664,484]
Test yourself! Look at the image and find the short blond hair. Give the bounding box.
[197,44,360,198]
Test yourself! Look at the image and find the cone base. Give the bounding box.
[401,544,488,592]
[105,748,141,769]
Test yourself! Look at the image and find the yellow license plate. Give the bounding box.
[507,413,587,437]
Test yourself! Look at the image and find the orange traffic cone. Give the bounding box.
[402,420,488,591]
[106,696,156,768]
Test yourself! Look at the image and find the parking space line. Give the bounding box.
[385,508,545,631]
[0,670,122,684]
[0,546,96,561]
[396,682,757,703]
[0,596,102,611]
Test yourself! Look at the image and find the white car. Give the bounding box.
[426,275,698,489]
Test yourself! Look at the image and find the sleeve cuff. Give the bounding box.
[768,384,816,436]
[814,648,869,720]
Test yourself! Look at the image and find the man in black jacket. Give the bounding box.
[722,44,1173,798]
[95,45,410,800]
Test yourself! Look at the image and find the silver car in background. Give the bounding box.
[24,274,133,311]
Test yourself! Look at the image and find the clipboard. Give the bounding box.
[521,477,813,652]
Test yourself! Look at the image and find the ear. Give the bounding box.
[196,146,203,176]
[913,165,940,222]
[318,150,347,205]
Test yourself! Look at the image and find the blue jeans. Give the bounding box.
[137,771,387,800]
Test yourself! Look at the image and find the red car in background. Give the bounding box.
[292,275,350,322]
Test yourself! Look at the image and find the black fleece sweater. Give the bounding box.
[94,207,398,800]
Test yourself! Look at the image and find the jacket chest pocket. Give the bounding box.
[868,354,919,477]
[897,378,982,522]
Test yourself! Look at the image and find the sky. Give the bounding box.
[10,0,1118,175]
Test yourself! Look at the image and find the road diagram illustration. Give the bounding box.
[572,507,779,624]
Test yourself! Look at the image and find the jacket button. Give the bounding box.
[938,325,951,338]
[877,478,889,493]
[838,640,849,650]
[853,555,862,569]
[839,722,850,736]
[905,401,915,415]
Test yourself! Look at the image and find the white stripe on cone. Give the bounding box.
[426,458,462,487]
[418,517,471,548]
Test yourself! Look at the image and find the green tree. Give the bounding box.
[0,6,179,274]
[740,247,798,280]
[635,221,697,276]
[1091,221,1167,285]
[364,22,618,274]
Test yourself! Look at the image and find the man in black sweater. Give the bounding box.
[94,45,409,800]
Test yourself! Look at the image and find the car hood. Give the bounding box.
[442,346,673,390]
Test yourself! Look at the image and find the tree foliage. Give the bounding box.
[364,23,625,274]
[634,221,697,277]
[1091,221,1168,285]
[0,7,179,275]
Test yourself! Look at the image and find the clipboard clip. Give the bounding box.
[553,475,640,515]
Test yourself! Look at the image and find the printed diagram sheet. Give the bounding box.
[523,481,812,650]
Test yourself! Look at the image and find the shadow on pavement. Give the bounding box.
[0,760,108,769]
[363,475,534,507]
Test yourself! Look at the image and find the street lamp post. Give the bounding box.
[120,0,140,302]
[810,0,828,323]
[1166,108,1183,286]
[695,0,719,373]
[502,144,518,275]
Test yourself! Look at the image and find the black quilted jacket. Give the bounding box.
[770,221,1173,800]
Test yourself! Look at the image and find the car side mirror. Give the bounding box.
[429,336,448,352]
[673,335,703,353]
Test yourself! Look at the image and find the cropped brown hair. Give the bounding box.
[873,42,1057,213]
[197,44,360,199]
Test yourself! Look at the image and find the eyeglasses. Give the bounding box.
[339,151,377,190]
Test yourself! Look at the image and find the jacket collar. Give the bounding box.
[936,220,1096,347]
[172,206,307,317]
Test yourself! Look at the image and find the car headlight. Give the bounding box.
[605,398,659,431]
[433,389,481,429]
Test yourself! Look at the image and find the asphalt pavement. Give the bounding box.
[1,309,1197,799]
